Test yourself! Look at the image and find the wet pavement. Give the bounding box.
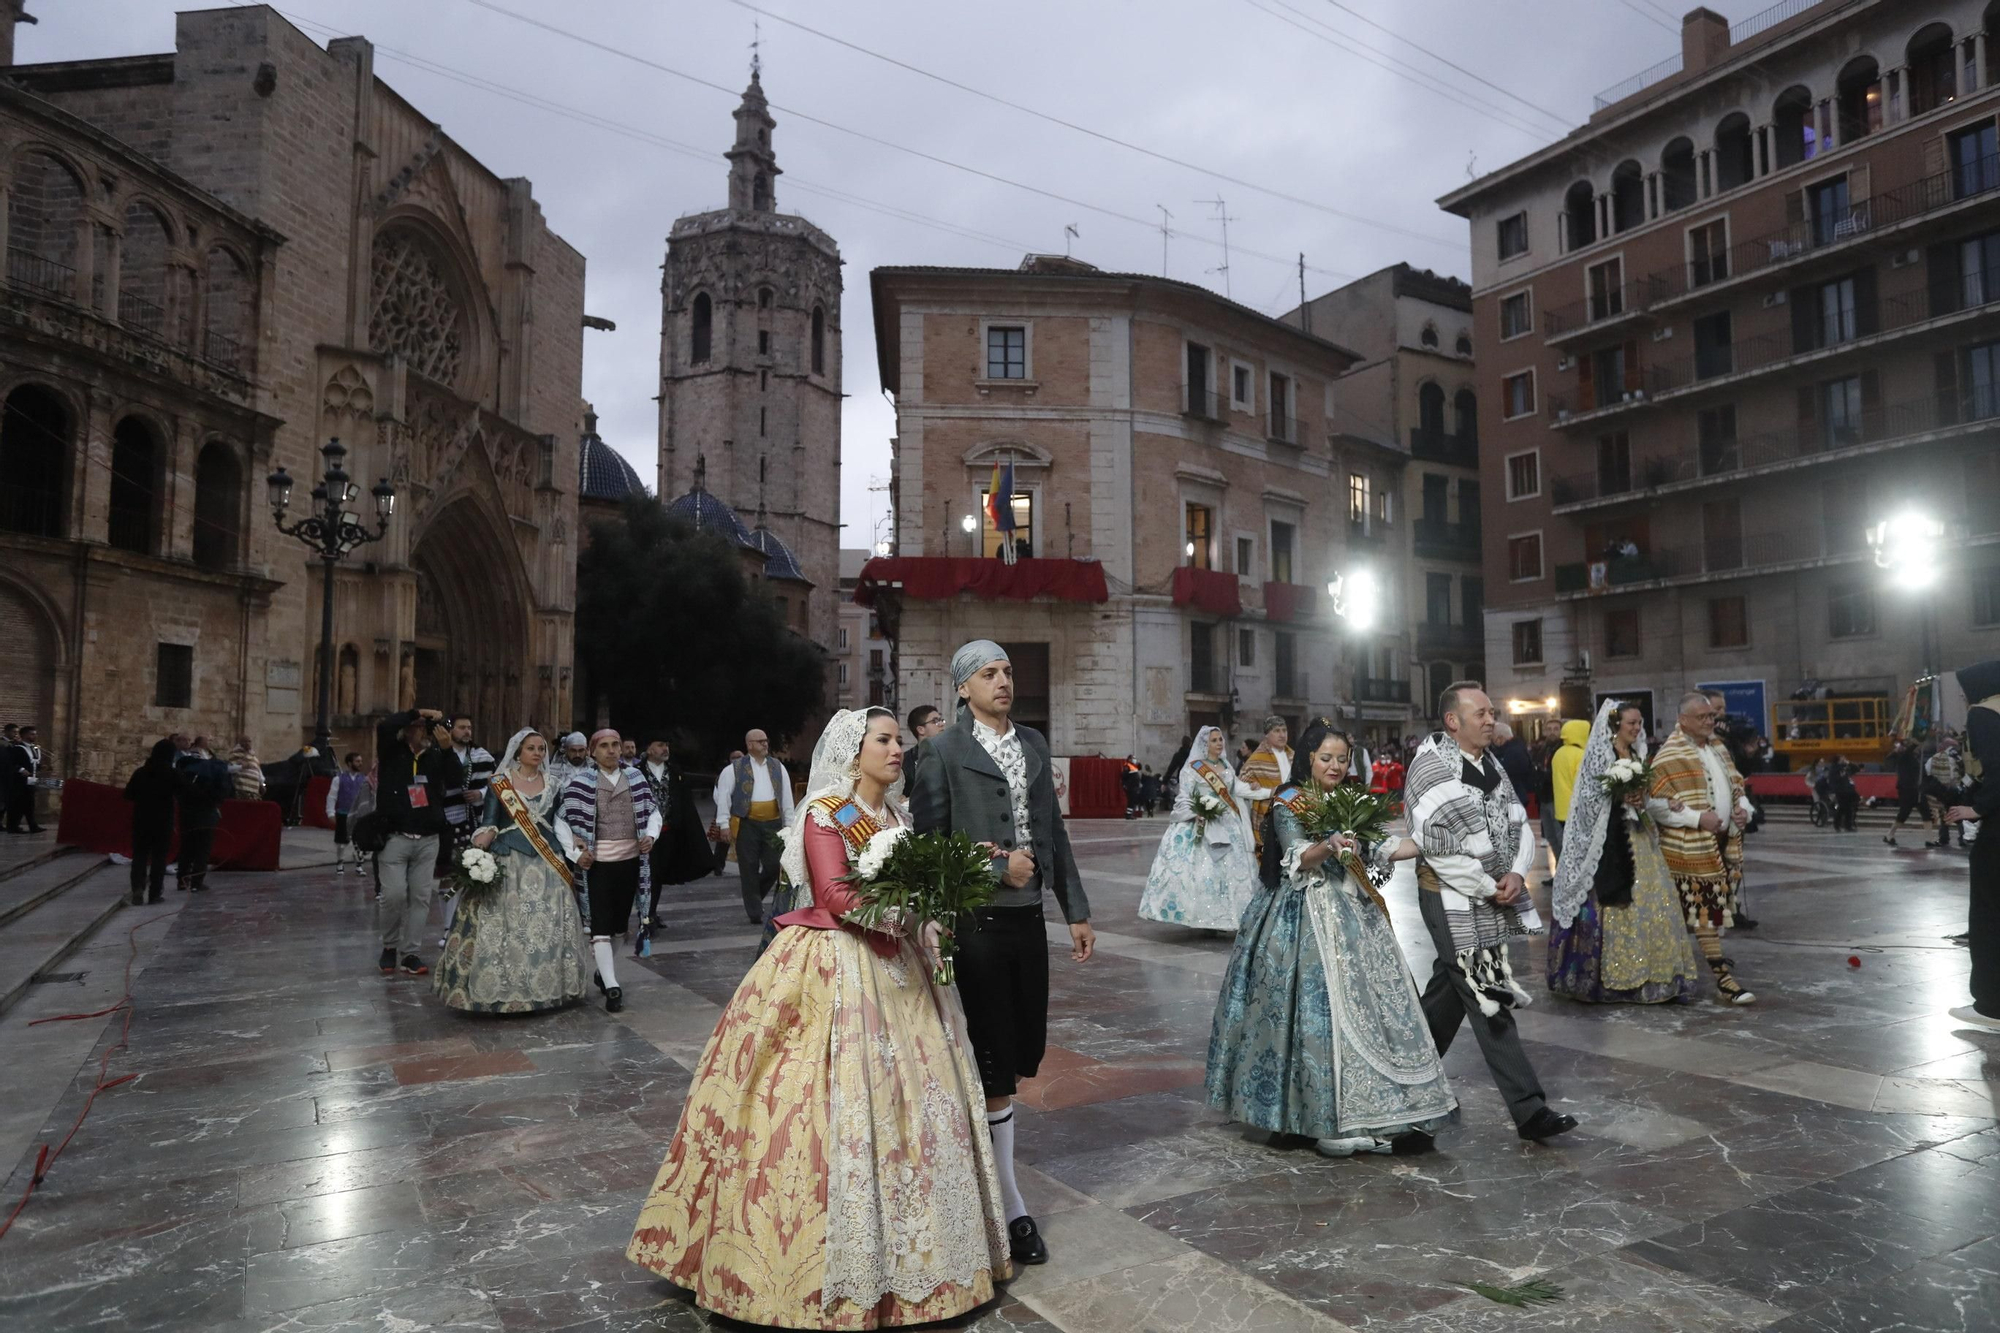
[1,816,1995,1332]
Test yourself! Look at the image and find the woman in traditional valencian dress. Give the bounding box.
[628,707,1010,1329]
[1206,721,1456,1158]
[1138,726,1261,931]
[434,729,592,1014]
[1547,700,1701,1005]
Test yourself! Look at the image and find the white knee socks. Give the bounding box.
[593,937,619,990]
[986,1108,1028,1222]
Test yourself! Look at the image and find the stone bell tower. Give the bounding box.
[657,67,843,663]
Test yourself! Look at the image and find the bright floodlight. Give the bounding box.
[1328,567,1378,631]
[961,514,977,534]
[1867,508,1944,591]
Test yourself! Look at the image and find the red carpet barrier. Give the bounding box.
[1065,756,1127,819]
[302,775,335,829]
[55,779,284,871]
[1746,773,1898,801]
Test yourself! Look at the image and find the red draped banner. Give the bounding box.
[1170,566,1241,618]
[55,779,285,871]
[1064,756,1128,819]
[853,556,1109,606]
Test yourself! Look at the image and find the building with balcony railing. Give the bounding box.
[1290,264,1482,727]
[1440,0,2000,735]
[867,255,1367,764]
[1,7,587,783]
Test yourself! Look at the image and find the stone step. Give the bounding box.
[0,835,66,885]
[0,865,127,1021]
[0,849,104,929]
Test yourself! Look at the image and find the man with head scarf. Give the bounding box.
[1649,691,1758,1005]
[559,728,660,1011]
[1947,660,2000,1030]
[910,639,1093,1267]
[1238,716,1293,857]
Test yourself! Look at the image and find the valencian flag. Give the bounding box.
[987,458,1017,563]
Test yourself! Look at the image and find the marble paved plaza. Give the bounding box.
[2,815,1997,1332]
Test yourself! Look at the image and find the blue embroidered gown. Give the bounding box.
[1138,762,1259,931]
[1205,795,1456,1140]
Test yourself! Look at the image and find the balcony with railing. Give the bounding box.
[1182,384,1227,423]
[1355,678,1412,705]
[1552,282,2000,429]
[1267,412,1301,446]
[1416,620,1482,657]
[1551,519,1902,600]
[5,244,254,385]
[1408,426,1478,467]
[1412,517,1481,560]
[1549,386,2000,512]
[1542,275,1663,342]
[1347,515,1392,545]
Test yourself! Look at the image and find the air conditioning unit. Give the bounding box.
[1763,290,1788,308]
[1651,325,1673,341]
[1556,355,1571,371]
[1556,408,1571,421]
[1891,248,1920,268]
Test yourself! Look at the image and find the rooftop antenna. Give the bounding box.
[1196,194,1234,298]
[1156,204,1173,276]
[1298,253,1310,333]
[750,16,761,78]
[1063,222,1080,257]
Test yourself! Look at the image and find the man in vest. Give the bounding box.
[726,728,793,924]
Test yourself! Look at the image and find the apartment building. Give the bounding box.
[835,548,893,713]
[1292,264,1484,727]
[865,255,1382,763]
[1440,0,2000,741]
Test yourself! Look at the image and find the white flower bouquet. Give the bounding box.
[841,827,997,984]
[1188,782,1228,832]
[442,844,499,900]
[1599,756,1653,809]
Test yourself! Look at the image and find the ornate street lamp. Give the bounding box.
[267,438,396,755]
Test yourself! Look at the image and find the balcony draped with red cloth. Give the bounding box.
[56,779,284,871]
[1170,566,1241,618]
[853,556,1109,606]
[1262,581,1319,623]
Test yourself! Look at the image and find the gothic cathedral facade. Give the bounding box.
[657,72,842,662]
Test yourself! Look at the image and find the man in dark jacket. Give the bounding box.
[1948,659,2000,1030]
[901,704,946,798]
[124,738,181,904]
[373,707,463,977]
[910,639,1092,1269]
[173,735,232,893]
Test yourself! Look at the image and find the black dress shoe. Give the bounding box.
[592,969,606,994]
[1007,1215,1048,1265]
[1517,1108,1578,1142]
[605,986,624,1013]
[1733,915,1760,930]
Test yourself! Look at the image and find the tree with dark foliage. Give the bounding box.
[576,498,824,761]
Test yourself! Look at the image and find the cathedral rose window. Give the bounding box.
[368,227,468,388]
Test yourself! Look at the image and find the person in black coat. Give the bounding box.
[1492,722,1537,809]
[174,735,234,893]
[1948,659,2000,1030]
[123,738,180,905]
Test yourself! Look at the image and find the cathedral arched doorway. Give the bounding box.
[0,577,60,742]
[409,497,531,732]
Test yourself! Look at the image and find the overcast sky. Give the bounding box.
[33,0,1694,548]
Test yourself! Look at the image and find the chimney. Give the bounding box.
[1681,7,1731,77]
[0,3,38,69]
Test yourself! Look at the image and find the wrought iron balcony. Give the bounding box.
[1408,426,1478,467]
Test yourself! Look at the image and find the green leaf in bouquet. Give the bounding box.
[1290,783,1399,845]
[843,830,999,983]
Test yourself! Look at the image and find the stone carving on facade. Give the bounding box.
[368,227,466,389]
[321,363,375,422]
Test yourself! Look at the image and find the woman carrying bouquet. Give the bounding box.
[433,729,592,1014]
[1138,726,1260,931]
[1546,700,1701,1005]
[1206,720,1456,1158]
[628,707,1010,1329]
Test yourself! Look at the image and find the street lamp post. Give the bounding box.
[267,438,397,756]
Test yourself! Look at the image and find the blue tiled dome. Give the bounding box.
[749,525,806,581]
[578,419,648,501]
[664,486,755,546]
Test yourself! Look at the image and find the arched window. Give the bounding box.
[337,643,360,715]
[1661,137,1696,211]
[690,292,712,364]
[810,305,826,375]
[1715,112,1753,191]
[1453,388,1478,444]
[204,246,251,371]
[1454,332,1472,356]
[1835,55,1882,143]
[8,152,87,301]
[1610,160,1645,232]
[0,384,71,536]
[1908,23,1957,116]
[752,173,769,210]
[1773,85,1816,167]
[758,286,774,309]
[108,415,160,554]
[120,202,174,340]
[1418,381,1446,435]
[1563,180,1596,250]
[1420,324,1439,348]
[192,440,241,570]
